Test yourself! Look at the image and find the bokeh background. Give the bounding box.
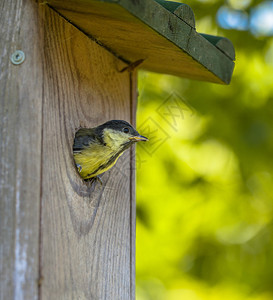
[135,0,273,299]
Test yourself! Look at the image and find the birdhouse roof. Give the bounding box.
[48,0,235,84]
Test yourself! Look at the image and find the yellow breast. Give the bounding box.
[73,143,123,180]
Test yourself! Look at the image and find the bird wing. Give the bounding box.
[73,128,99,153]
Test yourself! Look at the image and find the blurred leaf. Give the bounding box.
[136,1,273,299]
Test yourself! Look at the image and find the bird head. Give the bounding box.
[96,120,148,151]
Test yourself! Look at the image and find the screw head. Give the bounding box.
[10,50,25,65]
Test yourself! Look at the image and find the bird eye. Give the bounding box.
[123,127,130,133]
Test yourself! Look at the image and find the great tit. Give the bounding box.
[73,120,148,183]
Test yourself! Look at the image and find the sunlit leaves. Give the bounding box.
[136,2,273,298]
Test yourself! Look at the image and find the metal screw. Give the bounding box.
[10,50,25,65]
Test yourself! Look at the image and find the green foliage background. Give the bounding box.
[135,1,273,299]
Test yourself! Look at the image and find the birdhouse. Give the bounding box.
[0,0,235,299]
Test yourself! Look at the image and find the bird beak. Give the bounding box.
[129,135,148,142]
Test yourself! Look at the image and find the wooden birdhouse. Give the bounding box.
[0,0,235,299]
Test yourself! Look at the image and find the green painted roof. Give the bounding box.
[48,0,235,84]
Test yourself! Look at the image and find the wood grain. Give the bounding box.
[0,0,42,299]
[40,5,135,300]
[47,0,235,84]
[200,33,236,61]
[1,2,136,299]
[155,0,196,29]
[130,71,137,300]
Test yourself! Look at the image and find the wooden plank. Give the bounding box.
[40,6,135,299]
[200,33,236,61]
[47,0,235,84]
[154,0,196,28]
[0,0,42,299]
[129,71,137,300]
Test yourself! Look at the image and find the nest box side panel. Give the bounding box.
[0,1,43,299]
[40,6,135,300]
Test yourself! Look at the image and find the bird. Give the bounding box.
[73,120,148,183]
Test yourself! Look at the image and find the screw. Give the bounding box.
[10,50,25,65]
